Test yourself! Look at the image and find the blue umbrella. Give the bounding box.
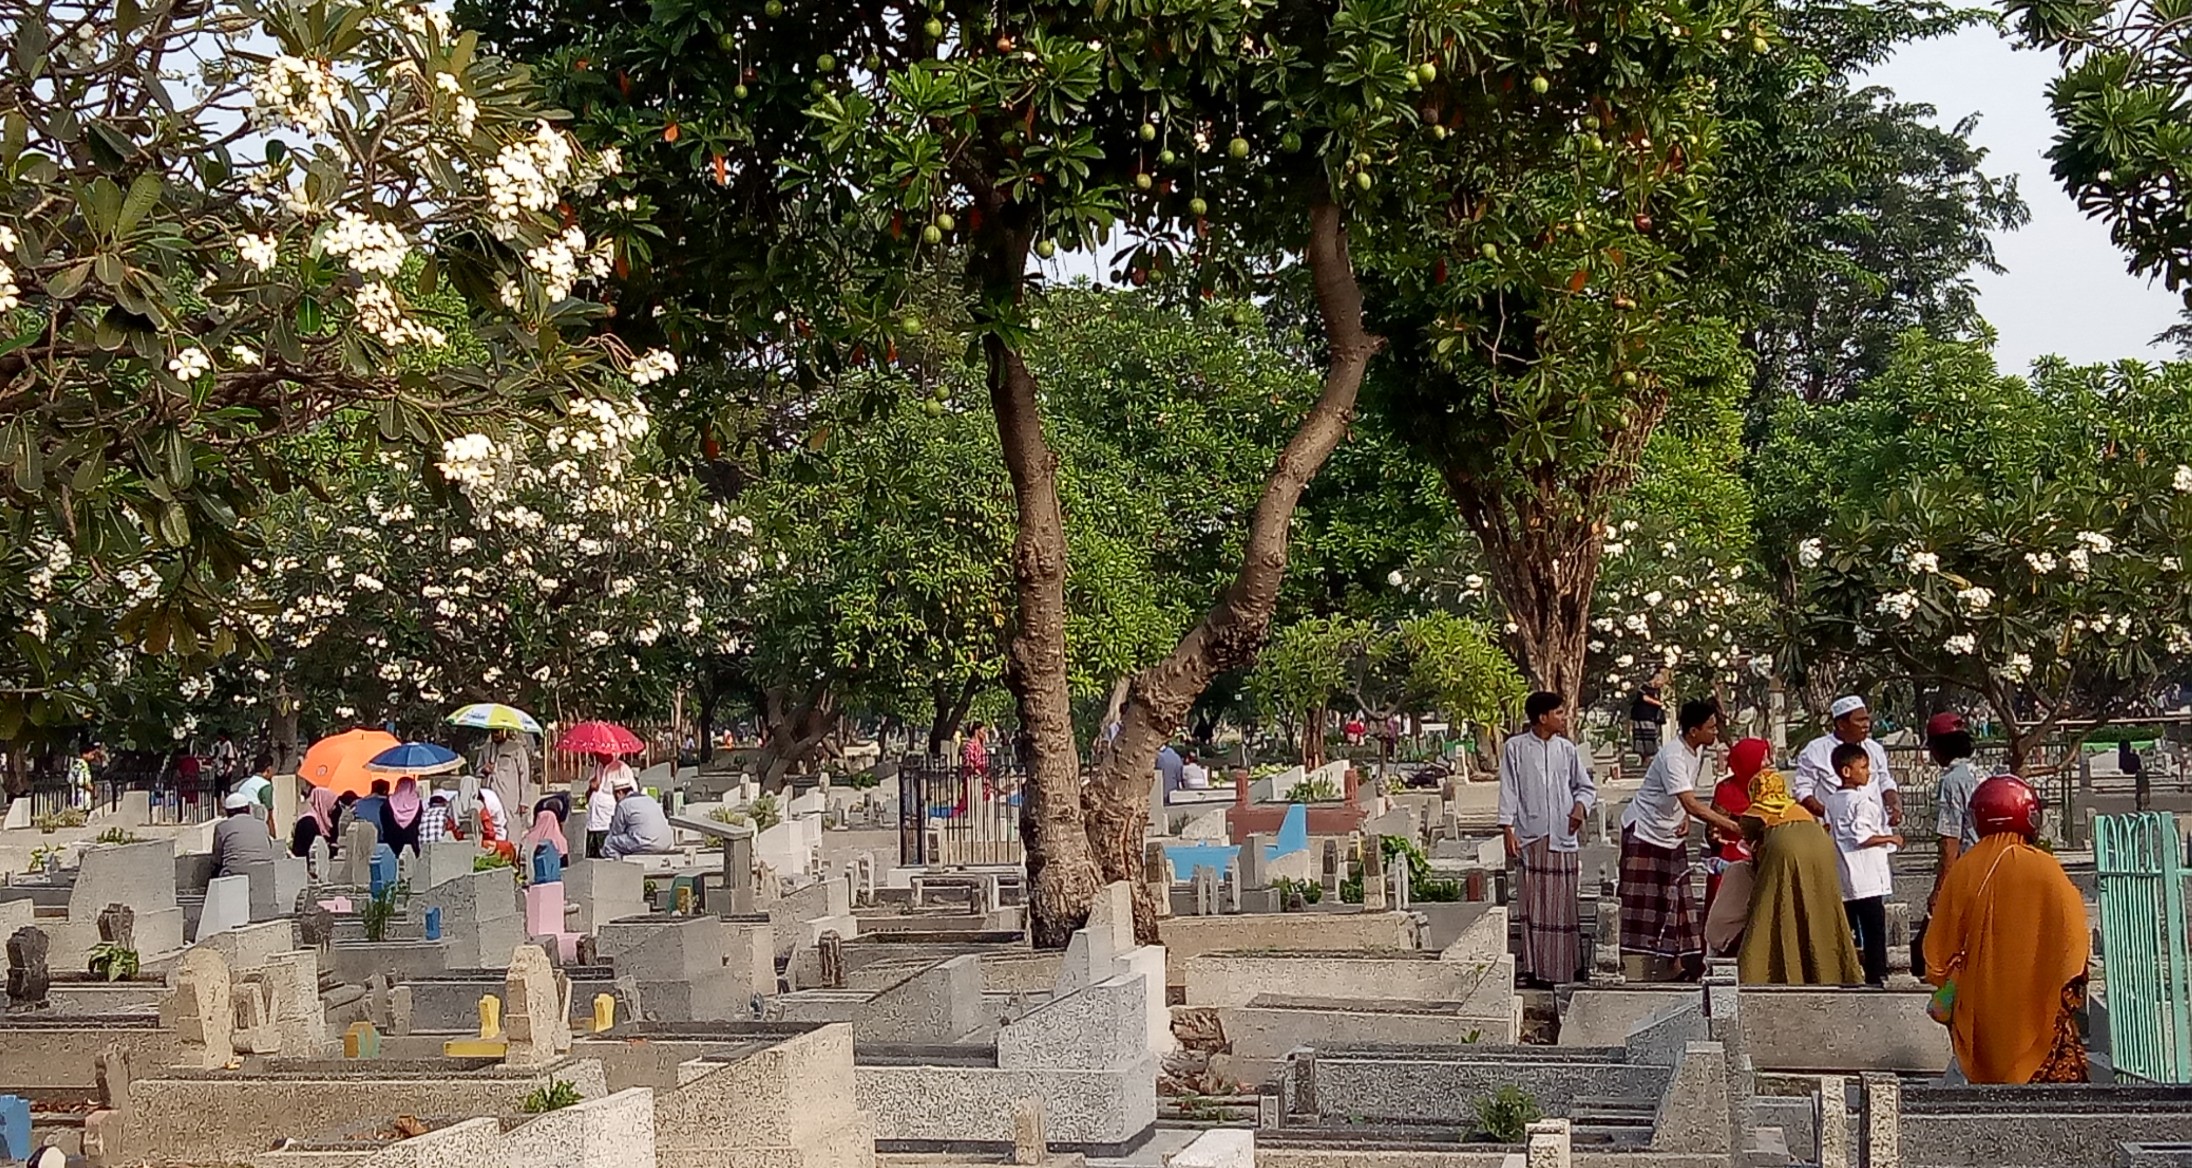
[364,741,464,776]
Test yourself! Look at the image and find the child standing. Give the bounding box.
[1825,741,1903,986]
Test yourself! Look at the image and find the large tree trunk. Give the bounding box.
[1082,199,1385,942]
[926,676,979,756]
[967,200,1104,950]
[269,682,302,775]
[755,683,838,791]
[1455,491,1607,716]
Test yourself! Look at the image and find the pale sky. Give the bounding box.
[1864,24,2185,372]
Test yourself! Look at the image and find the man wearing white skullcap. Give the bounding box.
[1793,695,1903,825]
[211,789,279,877]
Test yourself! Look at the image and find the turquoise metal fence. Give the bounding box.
[2095,811,2192,1083]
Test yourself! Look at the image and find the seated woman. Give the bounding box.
[1925,775,2089,1083]
[290,786,341,860]
[1735,761,1864,986]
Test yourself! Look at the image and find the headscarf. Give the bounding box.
[1728,738,1771,784]
[388,776,423,828]
[522,807,569,857]
[1746,768,1812,828]
[478,787,508,841]
[304,786,339,837]
[1924,833,2089,1083]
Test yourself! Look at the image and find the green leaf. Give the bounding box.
[116,172,163,235]
[43,260,90,299]
[157,501,191,547]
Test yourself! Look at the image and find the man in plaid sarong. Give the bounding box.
[1620,698,1743,980]
[1499,692,1598,987]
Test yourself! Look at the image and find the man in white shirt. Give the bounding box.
[1792,695,1902,826]
[1180,753,1211,790]
[1619,698,1742,980]
[1498,691,1599,986]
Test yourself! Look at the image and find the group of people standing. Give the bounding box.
[1499,689,2093,1084]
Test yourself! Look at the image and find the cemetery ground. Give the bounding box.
[3,747,2192,1168]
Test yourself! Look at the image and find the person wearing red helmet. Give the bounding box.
[1923,775,2090,1083]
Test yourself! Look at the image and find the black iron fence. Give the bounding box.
[17,751,225,826]
[897,754,1024,868]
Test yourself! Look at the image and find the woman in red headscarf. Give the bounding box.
[1705,738,1767,909]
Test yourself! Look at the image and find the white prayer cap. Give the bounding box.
[611,772,638,791]
[1829,695,1868,720]
[223,791,256,811]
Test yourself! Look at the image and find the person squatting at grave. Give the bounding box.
[1620,699,1741,982]
[1713,747,1865,986]
[1497,691,1599,988]
[382,776,425,858]
[212,789,278,878]
[601,771,673,860]
[1924,774,2090,1084]
[291,786,341,859]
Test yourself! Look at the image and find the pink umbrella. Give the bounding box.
[555,721,644,755]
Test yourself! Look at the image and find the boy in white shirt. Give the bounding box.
[1825,741,1903,986]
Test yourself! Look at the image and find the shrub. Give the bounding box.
[520,1079,582,1113]
[88,941,139,982]
[1475,1086,1542,1143]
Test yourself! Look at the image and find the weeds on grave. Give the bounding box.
[1284,776,1340,803]
[24,844,62,873]
[88,941,139,981]
[1269,876,1322,910]
[520,1079,582,1113]
[1475,1085,1542,1143]
[93,827,141,846]
[34,808,87,833]
[474,851,515,872]
[361,882,408,942]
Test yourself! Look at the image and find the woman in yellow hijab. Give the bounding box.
[1924,775,2088,1083]
[1735,745,1865,985]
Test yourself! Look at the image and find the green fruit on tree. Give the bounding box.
[1530,75,1550,95]
[921,224,943,244]
[732,83,749,99]
[900,313,923,333]
[1188,196,1208,216]
[1138,122,1157,141]
[1228,136,1250,159]
[923,16,944,37]
[1621,370,1639,386]
[1035,239,1057,259]
[1279,131,1302,152]
[1354,151,1372,166]
[1134,173,1153,191]
[763,0,782,14]
[1582,114,1601,131]
[864,54,882,72]
[717,31,738,52]
[1417,61,1438,84]
[1480,242,1498,259]
[921,398,944,417]
[931,384,950,401]
[1751,35,1768,52]
[1354,170,1372,190]
[816,53,836,72]
[1158,148,1177,166]
[1431,124,1448,140]
[934,212,955,232]
[808,79,825,95]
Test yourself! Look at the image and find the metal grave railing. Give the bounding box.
[2095,811,2192,1083]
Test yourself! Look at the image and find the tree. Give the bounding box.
[2006,0,2192,308]
[1249,612,1523,767]
[1785,334,2192,771]
[0,0,665,758]
[469,0,1761,944]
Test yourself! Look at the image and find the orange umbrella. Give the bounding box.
[300,729,402,796]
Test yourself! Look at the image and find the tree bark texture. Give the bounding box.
[967,200,1104,950]
[1082,200,1386,942]
[755,682,838,790]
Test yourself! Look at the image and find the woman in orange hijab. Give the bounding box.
[1924,775,2089,1083]
[1735,750,1865,985]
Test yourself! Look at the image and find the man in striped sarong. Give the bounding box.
[1499,692,1599,987]
[1619,698,1743,980]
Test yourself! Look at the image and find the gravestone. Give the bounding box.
[193,874,252,942]
[1143,842,1173,916]
[367,844,398,898]
[242,858,308,920]
[231,976,282,1054]
[1012,1097,1047,1166]
[1391,859,1412,910]
[1816,1075,1850,1168]
[390,985,414,1037]
[1526,1118,1573,1168]
[297,905,334,951]
[341,821,379,887]
[342,1020,381,1059]
[818,930,846,989]
[1192,865,1219,917]
[170,947,234,1069]
[1321,840,1342,898]
[502,943,572,1070]
[5,926,49,1009]
[97,903,134,953]
[306,834,330,877]
[1240,832,1272,890]
[1361,838,1388,910]
[1222,864,1243,915]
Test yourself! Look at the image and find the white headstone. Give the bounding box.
[193,874,253,942]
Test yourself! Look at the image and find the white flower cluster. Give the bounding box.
[2000,652,2034,682]
[114,564,161,604]
[0,223,19,314]
[322,211,411,277]
[26,540,71,600]
[438,432,506,496]
[628,349,679,386]
[399,5,455,39]
[2176,465,2192,493]
[525,225,611,302]
[236,232,280,273]
[251,54,342,136]
[484,122,577,239]
[1796,537,1823,568]
[1955,585,1994,613]
[547,397,650,461]
[2077,530,2115,554]
[2025,550,2057,575]
[1943,633,1976,655]
[1898,543,1941,574]
[353,282,448,348]
[1876,590,1919,620]
[168,346,211,380]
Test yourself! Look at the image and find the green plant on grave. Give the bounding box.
[1269,876,1322,909]
[844,771,883,791]
[361,884,404,943]
[93,827,141,846]
[33,808,87,834]
[1475,1086,1543,1143]
[748,793,781,832]
[520,1079,583,1113]
[474,851,516,872]
[1284,776,1341,803]
[88,941,139,982]
[24,844,62,873]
